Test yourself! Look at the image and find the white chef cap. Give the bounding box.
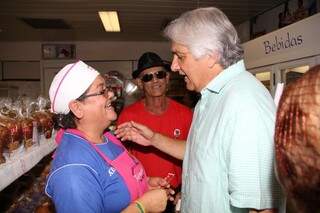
[49,60,100,114]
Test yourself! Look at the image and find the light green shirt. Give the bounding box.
[181,60,284,213]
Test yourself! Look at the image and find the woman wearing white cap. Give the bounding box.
[45,61,170,213]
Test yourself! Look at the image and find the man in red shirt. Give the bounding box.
[117,52,193,211]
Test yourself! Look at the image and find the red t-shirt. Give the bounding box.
[117,98,193,188]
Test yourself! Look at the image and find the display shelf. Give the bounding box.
[0,135,56,191]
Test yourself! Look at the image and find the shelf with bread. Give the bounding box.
[0,134,56,191]
[0,96,56,191]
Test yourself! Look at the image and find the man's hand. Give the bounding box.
[115,121,154,146]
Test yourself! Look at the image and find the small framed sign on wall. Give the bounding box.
[42,44,76,59]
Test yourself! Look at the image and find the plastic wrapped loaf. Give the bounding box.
[275,65,320,213]
[20,117,34,148]
[32,111,53,139]
[31,96,53,139]
[0,98,22,158]
[0,96,54,163]
[0,116,22,152]
[15,97,35,148]
[0,125,9,164]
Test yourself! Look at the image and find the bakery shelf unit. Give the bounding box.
[0,134,56,191]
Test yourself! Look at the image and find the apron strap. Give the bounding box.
[104,132,124,147]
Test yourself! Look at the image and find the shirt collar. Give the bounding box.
[201,60,245,95]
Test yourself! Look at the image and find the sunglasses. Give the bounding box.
[78,87,109,100]
[140,71,167,83]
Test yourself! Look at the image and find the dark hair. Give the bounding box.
[52,112,77,129]
[52,87,90,129]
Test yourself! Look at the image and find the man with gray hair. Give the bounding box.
[116,7,284,213]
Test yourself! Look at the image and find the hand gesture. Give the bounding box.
[115,121,155,146]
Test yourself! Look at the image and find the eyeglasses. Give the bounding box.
[77,88,109,100]
[140,71,167,83]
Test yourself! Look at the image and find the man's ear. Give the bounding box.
[69,100,84,119]
[136,78,144,90]
[207,53,219,69]
[132,78,139,85]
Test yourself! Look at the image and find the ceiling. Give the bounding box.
[0,0,284,42]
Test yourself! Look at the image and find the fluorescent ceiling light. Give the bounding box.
[98,11,120,32]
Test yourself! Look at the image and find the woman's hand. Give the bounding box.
[148,177,175,201]
[115,121,155,146]
[137,189,168,213]
[148,177,170,189]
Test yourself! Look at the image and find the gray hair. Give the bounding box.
[163,7,243,68]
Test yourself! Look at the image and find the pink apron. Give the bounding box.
[65,129,149,202]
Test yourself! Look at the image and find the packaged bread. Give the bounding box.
[0,97,17,118]
[0,116,22,152]
[20,117,34,148]
[32,96,53,139]
[32,111,53,139]
[0,125,9,164]
[16,97,36,148]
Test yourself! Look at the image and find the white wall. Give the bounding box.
[0,41,171,97]
[0,42,41,60]
[75,41,171,61]
[0,41,171,61]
